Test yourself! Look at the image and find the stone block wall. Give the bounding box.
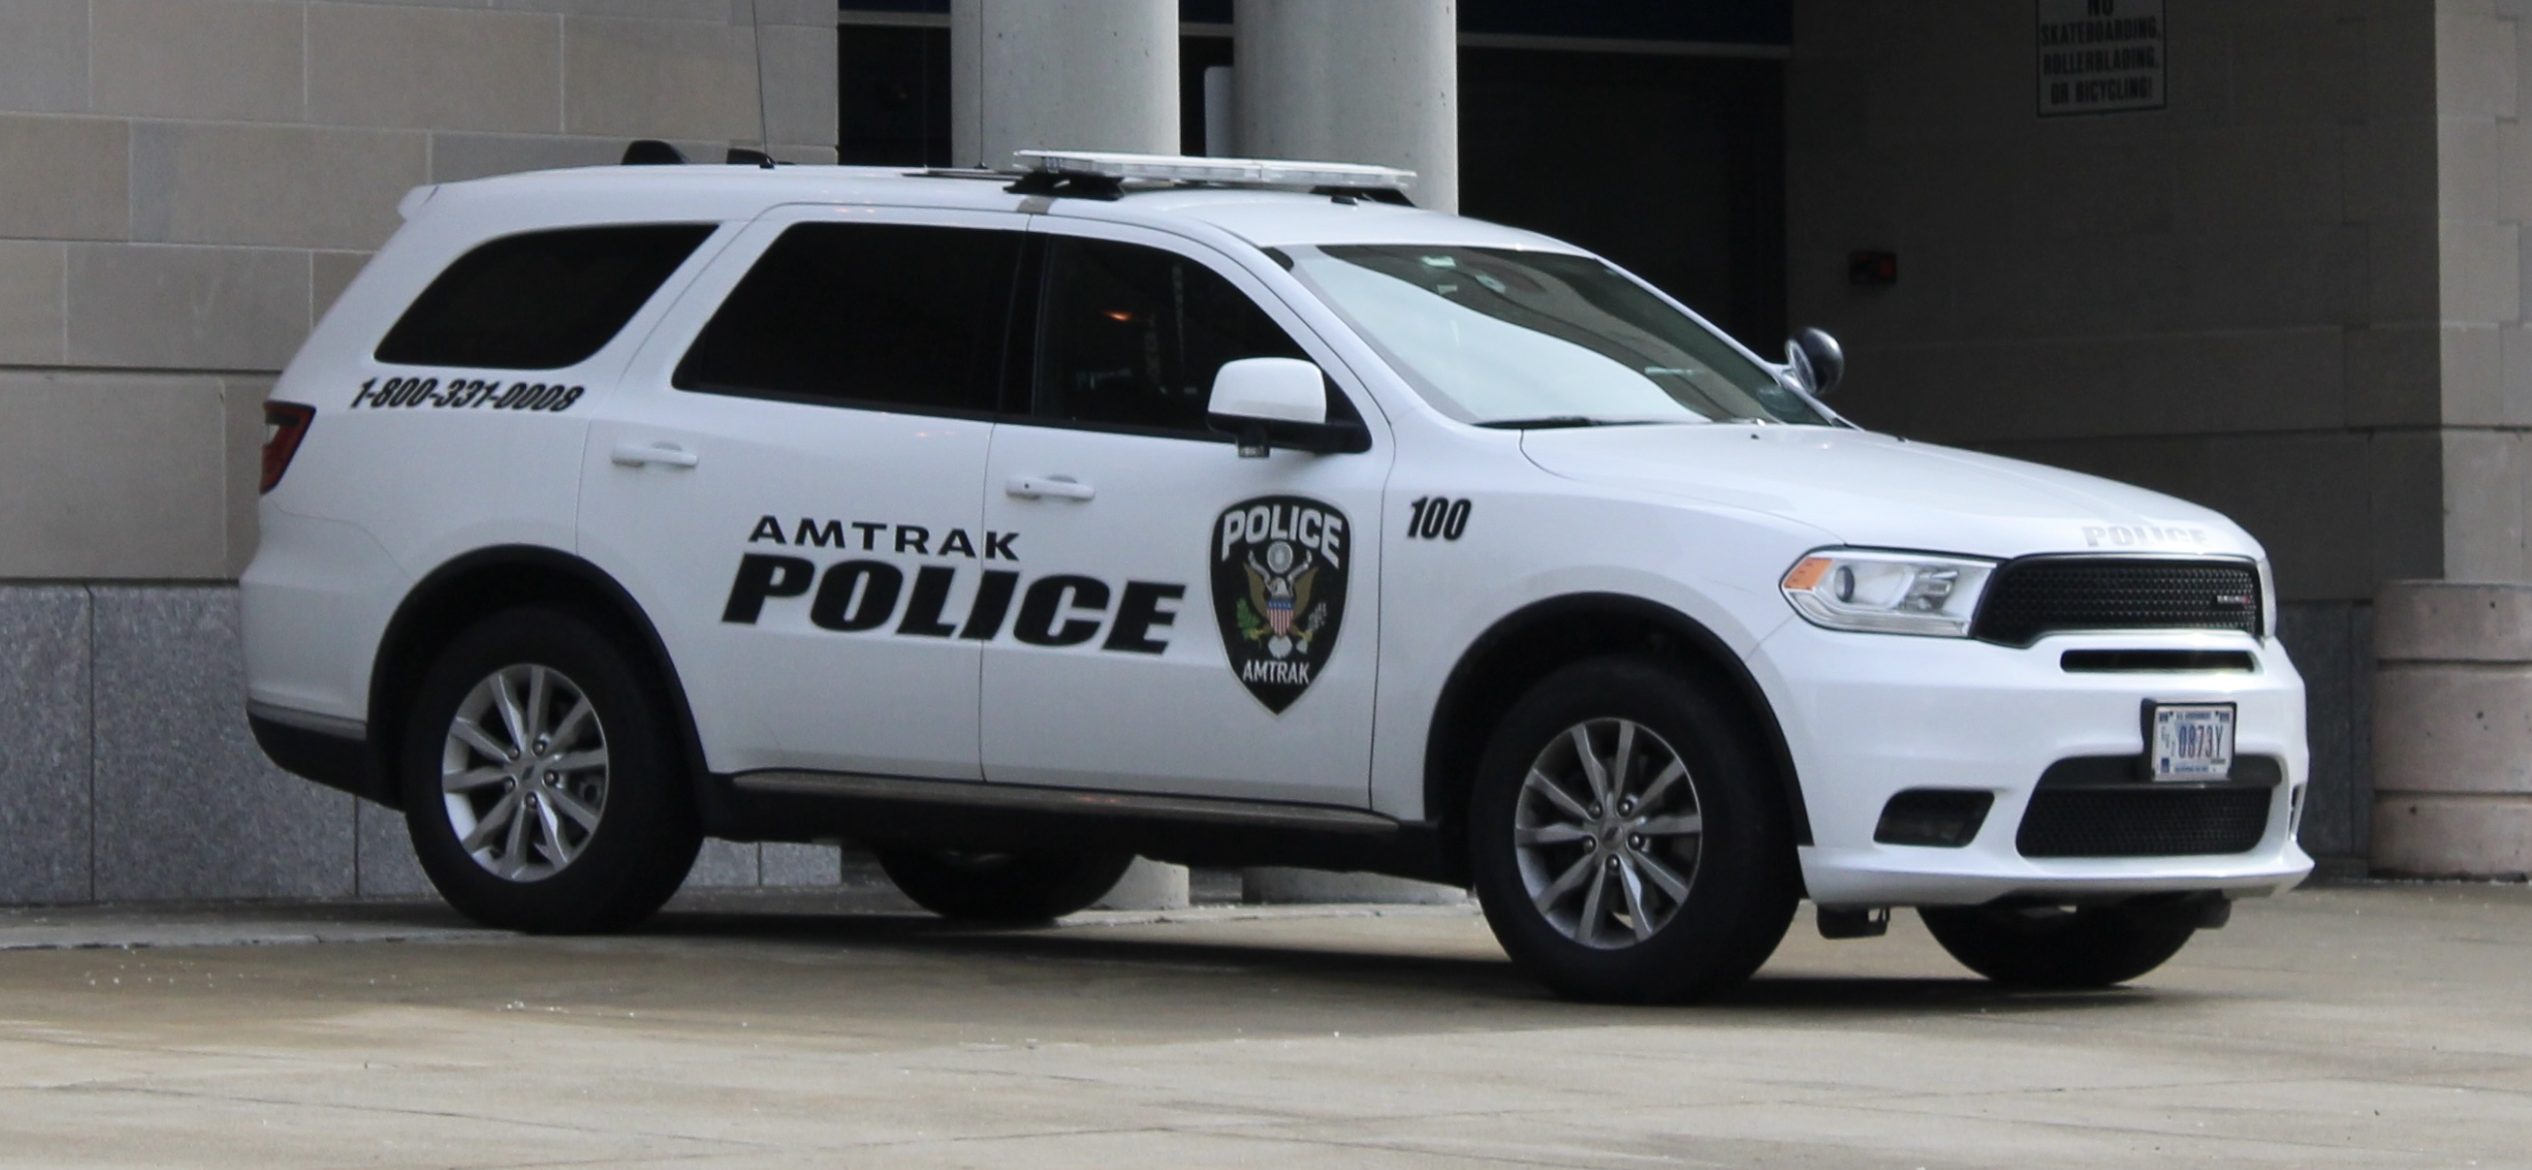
[0,0,840,584]
[0,0,841,905]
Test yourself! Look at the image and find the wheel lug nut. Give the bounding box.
[1629,835,1644,849]
[1581,837,1595,851]
[1605,856,1620,871]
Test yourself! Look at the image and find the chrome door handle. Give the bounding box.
[1005,475,1094,501]
[611,442,699,469]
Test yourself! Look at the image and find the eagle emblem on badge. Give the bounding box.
[1211,495,1350,713]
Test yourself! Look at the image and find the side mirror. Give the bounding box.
[1206,358,1365,457]
[1787,327,1845,398]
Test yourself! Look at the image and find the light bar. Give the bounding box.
[1013,149,1415,191]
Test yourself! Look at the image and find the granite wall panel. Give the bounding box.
[0,581,847,906]
[0,588,92,903]
[89,585,355,902]
[760,843,843,887]
[355,800,433,898]
[2280,601,2371,859]
[686,839,761,888]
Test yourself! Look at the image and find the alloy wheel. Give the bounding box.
[439,664,609,882]
[1512,718,1704,948]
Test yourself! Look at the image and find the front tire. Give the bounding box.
[1919,904,2196,988]
[401,607,702,933]
[876,848,1135,923]
[1468,656,1799,1003]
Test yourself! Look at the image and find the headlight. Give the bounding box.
[1780,549,1996,637]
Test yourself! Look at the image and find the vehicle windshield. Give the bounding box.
[1280,244,1827,427]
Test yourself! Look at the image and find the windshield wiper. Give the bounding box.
[1475,416,1642,430]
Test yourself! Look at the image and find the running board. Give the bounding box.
[731,771,1401,835]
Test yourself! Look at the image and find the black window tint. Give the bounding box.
[1036,237,1317,434]
[376,224,713,369]
[677,222,1020,414]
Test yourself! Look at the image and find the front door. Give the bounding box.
[579,205,1025,780]
[979,222,1391,807]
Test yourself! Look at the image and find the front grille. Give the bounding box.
[2015,786,2273,858]
[1973,557,2261,647]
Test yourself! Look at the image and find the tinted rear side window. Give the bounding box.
[375,224,714,369]
[676,222,1021,414]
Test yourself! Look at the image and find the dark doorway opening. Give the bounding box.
[1458,49,1786,353]
[1180,34,1234,156]
[838,23,953,166]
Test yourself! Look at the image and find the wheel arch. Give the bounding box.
[367,545,709,818]
[1421,593,1812,879]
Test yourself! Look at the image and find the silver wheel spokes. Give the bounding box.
[441,664,608,883]
[1514,718,1703,950]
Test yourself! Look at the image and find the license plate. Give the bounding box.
[2149,703,2234,781]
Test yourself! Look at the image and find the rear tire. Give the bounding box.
[876,848,1135,923]
[1919,904,2196,988]
[1467,655,1799,1003]
[401,607,701,933]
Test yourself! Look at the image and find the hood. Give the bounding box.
[1521,425,2261,560]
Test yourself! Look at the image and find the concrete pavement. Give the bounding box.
[0,881,2525,1167]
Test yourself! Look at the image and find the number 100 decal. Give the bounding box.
[1406,496,1471,541]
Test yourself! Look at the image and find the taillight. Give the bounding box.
[261,402,315,493]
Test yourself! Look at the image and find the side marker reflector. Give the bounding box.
[261,402,315,493]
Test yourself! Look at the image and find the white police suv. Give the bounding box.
[243,146,2311,1002]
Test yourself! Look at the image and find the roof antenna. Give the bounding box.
[747,0,775,163]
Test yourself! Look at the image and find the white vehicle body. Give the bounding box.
[242,158,2311,926]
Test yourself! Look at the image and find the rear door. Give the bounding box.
[578,205,1024,780]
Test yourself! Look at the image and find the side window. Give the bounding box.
[1037,236,1342,436]
[376,224,714,369]
[676,222,1020,414]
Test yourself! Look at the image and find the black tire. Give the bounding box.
[876,848,1135,923]
[1468,655,1800,1003]
[401,606,702,933]
[1919,904,2195,988]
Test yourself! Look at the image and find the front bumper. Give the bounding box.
[1747,621,2314,907]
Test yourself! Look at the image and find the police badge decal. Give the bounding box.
[1211,495,1350,713]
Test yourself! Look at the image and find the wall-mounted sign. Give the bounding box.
[2037,0,2164,117]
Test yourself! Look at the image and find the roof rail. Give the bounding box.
[1009,150,1417,204]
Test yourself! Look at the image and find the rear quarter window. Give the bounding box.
[375,224,716,370]
[675,221,1021,415]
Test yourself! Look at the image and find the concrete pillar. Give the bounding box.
[950,0,1179,169]
[2371,582,2532,879]
[1234,0,1458,212]
[1093,857,1190,911]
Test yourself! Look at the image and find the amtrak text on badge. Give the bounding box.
[1211,495,1349,713]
